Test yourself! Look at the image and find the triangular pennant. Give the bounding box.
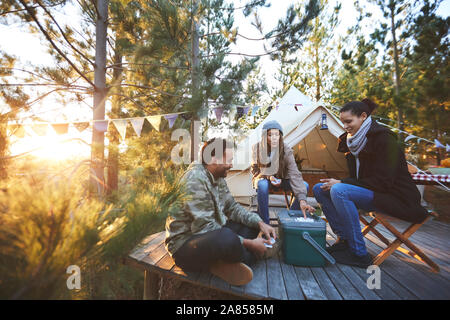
[9,124,26,138]
[251,106,260,116]
[31,124,48,136]
[130,118,145,136]
[163,114,178,129]
[236,107,244,119]
[213,107,224,123]
[181,113,193,120]
[112,119,128,140]
[93,120,109,132]
[434,139,445,148]
[243,106,250,115]
[74,122,90,132]
[146,116,161,132]
[276,104,279,110]
[446,144,450,153]
[405,134,417,143]
[51,123,69,135]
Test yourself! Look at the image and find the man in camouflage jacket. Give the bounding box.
[165,138,276,285]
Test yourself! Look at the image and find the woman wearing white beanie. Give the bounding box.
[251,120,315,224]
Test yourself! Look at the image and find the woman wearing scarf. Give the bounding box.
[251,120,315,224]
[313,99,427,268]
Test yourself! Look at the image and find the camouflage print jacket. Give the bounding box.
[164,163,262,256]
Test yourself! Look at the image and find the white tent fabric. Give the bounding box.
[227,86,348,202]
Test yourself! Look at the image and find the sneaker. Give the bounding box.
[331,248,373,268]
[326,239,348,253]
[209,262,253,286]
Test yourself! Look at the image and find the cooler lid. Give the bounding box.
[278,210,326,229]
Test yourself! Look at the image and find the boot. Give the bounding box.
[209,262,253,286]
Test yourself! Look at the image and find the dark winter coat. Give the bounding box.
[337,121,427,223]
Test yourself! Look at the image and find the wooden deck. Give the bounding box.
[125,206,450,300]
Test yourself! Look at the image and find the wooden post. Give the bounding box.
[143,270,161,300]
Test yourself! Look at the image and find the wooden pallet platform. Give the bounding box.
[125,207,450,300]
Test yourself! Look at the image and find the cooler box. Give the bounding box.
[278,209,335,267]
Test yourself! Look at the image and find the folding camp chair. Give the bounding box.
[359,210,440,272]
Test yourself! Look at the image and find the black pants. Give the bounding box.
[172,221,259,272]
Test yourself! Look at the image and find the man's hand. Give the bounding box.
[258,221,276,241]
[243,238,269,259]
[320,178,341,191]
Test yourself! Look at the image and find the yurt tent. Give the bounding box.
[226,86,348,206]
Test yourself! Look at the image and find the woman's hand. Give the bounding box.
[269,176,282,187]
[320,178,341,191]
[299,200,315,216]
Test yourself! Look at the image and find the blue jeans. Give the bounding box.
[257,179,309,224]
[313,183,378,256]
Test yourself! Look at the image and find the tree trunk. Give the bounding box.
[0,123,8,180]
[190,1,200,162]
[390,4,404,140]
[433,113,442,166]
[315,42,321,102]
[90,0,108,195]
[106,44,123,195]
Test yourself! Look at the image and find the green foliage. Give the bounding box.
[0,159,186,299]
[0,175,110,299]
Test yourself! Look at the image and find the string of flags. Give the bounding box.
[9,100,447,151]
[7,111,190,141]
[376,121,449,152]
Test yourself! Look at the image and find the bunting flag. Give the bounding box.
[146,115,161,132]
[51,123,69,135]
[112,119,128,140]
[251,106,260,116]
[446,144,450,153]
[213,107,224,123]
[74,122,90,132]
[93,120,109,133]
[405,134,417,143]
[130,118,145,136]
[163,114,178,129]
[236,107,244,119]
[181,113,192,120]
[31,124,48,136]
[10,124,26,138]
[435,139,445,148]
[243,106,250,115]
